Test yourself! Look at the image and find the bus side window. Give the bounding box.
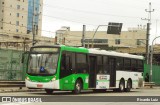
[131,59,137,71]
[60,52,72,78]
[66,53,72,71]
[103,56,109,74]
[65,56,71,70]
[124,58,131,71]
[61,54,66,70]
[76,53,88,73]
[116,57,124,70]
[61,52,72,71]
[137,60,143,72]
[71,53,76,73]
[97,56,103,74]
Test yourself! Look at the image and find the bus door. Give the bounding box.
[60,52,72,78]
[89,56,97,88]
[109,58,116,87]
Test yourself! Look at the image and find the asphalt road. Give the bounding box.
[0,88,160,105]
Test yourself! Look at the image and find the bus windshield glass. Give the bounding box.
[27,47,59,76]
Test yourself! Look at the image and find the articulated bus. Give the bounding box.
[25,45,144,94]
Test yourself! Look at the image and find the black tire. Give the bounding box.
[72,79,82,94]
[119,80,125,92]
[125,80,132,92]
[45,89,53,94]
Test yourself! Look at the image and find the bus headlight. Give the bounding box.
[51,76,56,82]
[26,77,30,81]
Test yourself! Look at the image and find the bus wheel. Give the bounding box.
[45,89,53,94]
[125,80,132,92]
[119,80,125,92]
[73,79,82,94]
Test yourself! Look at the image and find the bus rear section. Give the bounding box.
[88,49,144,92]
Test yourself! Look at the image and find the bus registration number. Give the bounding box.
[37,84,43,88]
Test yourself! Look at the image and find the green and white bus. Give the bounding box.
[25,45,144,94]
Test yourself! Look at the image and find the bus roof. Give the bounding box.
[60,45,88,53]
[31,45,144,60]
[88,48,144,60]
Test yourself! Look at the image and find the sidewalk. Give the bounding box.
[0,87,44,93]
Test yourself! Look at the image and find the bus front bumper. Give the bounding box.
[25,79,60,89]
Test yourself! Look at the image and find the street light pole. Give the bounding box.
[150,36,160,82]
[91,24,122,48]
[91,25,108,48]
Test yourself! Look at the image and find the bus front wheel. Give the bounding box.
[72,79,82,94]
[45,89,53,94]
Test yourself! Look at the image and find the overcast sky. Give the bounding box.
[41,0,160,44]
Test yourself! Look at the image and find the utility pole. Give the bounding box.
[82,25,86,47]
[141,2,154,64]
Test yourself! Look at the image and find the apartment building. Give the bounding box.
[0,0,53,50]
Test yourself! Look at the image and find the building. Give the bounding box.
[27,0,43,36]
[0,0,53,50]
[56,26,147,49]
[56,26,160,64]
[0,0,28,34]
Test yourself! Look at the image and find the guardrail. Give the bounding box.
[144,82,155,88]
[0,81,25,89]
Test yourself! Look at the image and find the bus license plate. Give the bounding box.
[37,84,43,88]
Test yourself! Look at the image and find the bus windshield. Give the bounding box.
[27,53,59,76]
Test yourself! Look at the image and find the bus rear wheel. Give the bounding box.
[125,80,132,92]
[45,89,53,94]
[119,80,125,92]
[72,79,82,94]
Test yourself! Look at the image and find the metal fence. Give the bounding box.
[144,63,160,85]
[0,49,25,81]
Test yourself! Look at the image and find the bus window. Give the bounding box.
[124,58,131,71]
[97,56,103,74]
[60,52,72,78]
[116,57,124,70]
[103,56,109,74]
[137,60,143,72]
[65,56,71,70]
[131,59,137,71]
[61,54,66,71]
[71,53,76,73]
[76,53,88,73]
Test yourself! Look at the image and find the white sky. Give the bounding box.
[41,0,160,44]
